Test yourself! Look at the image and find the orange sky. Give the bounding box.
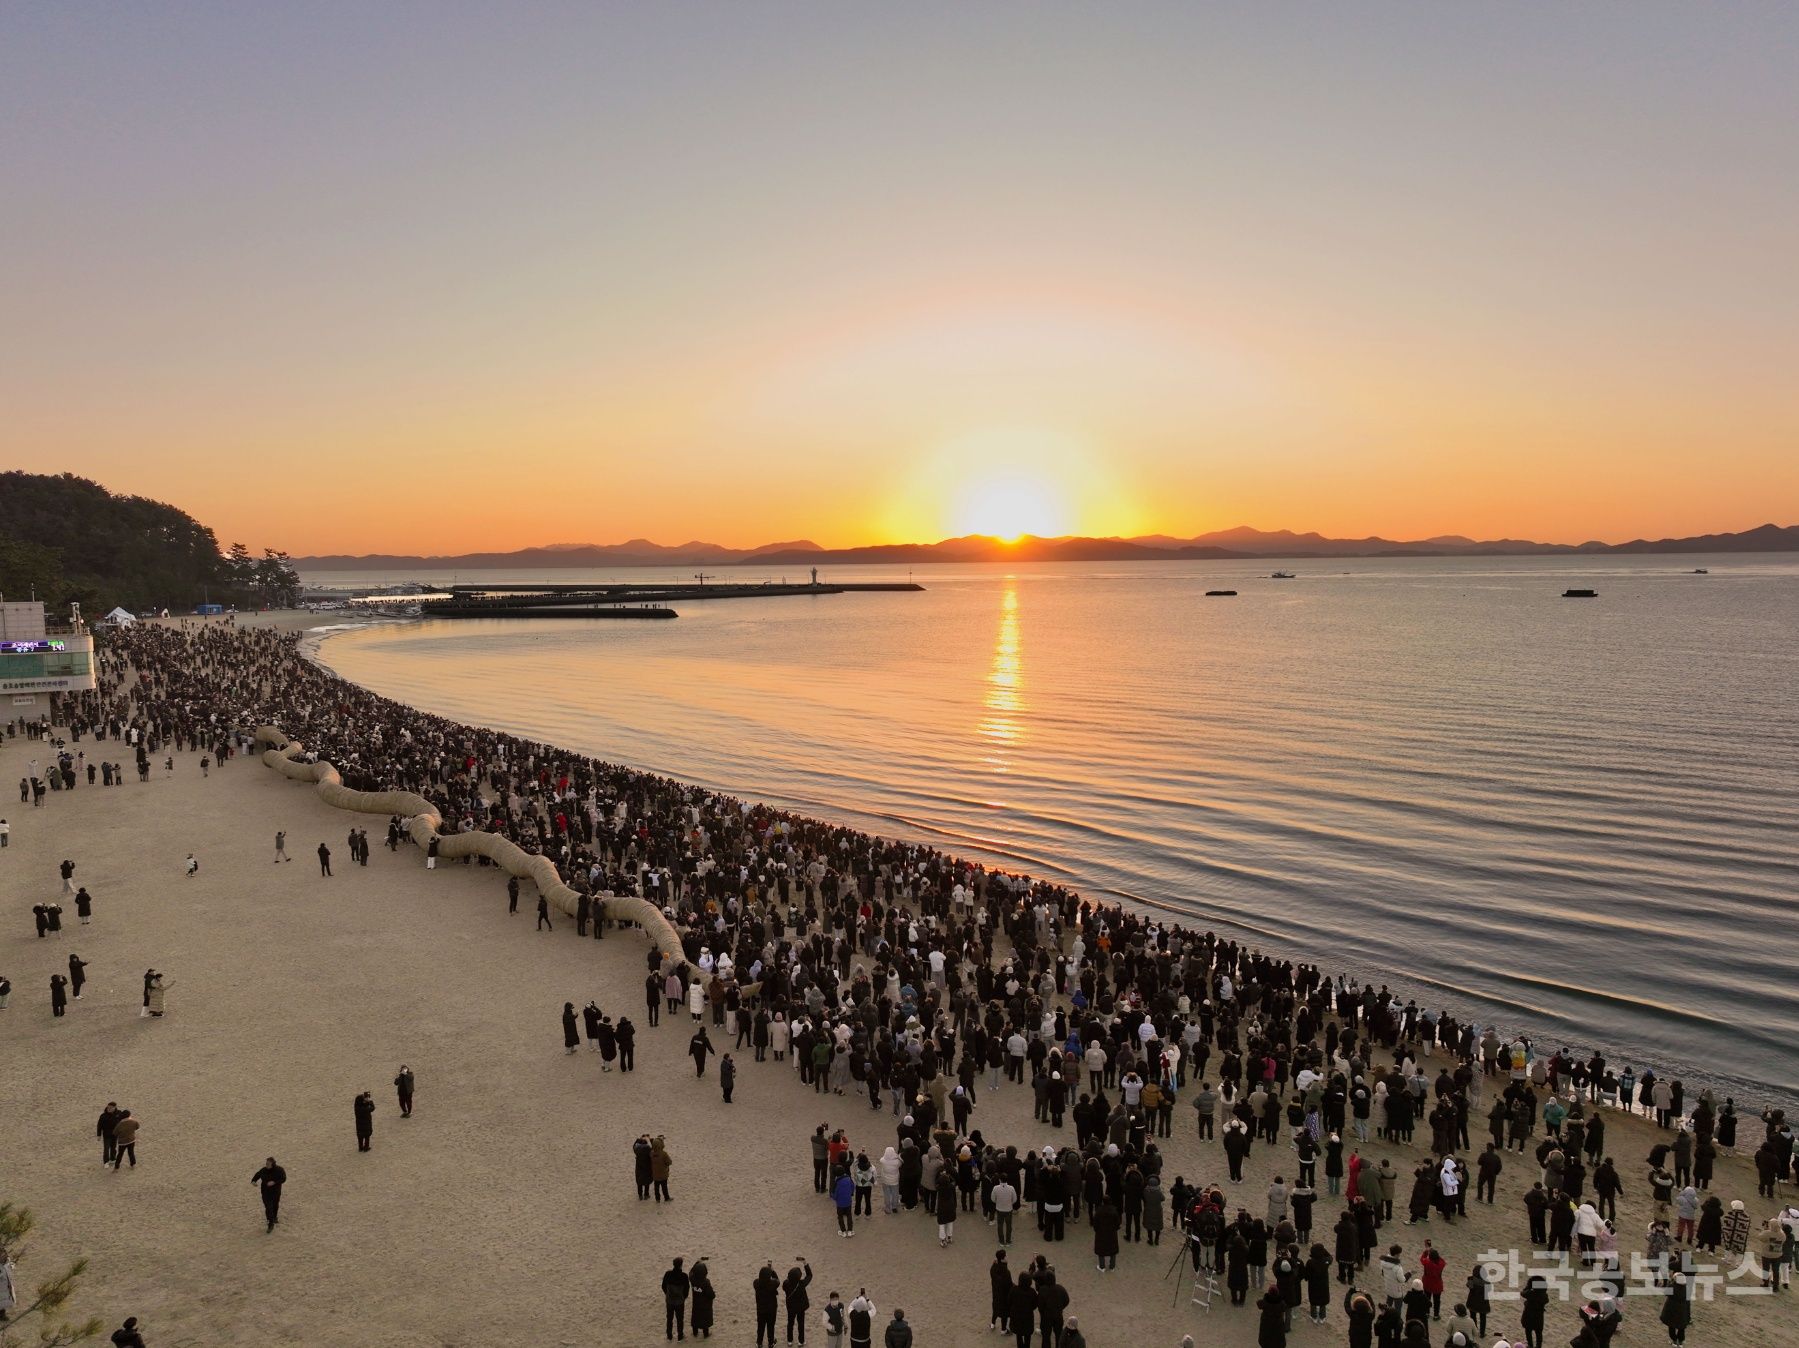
[4,8,1795,554]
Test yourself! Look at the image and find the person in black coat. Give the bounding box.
[353,1092,375,1151]
[661,1257,691,1341]
[753,1263,781,1348]
[1036,1272,1069,1348]
[394,1065,415,1117]
[1258,1289,1289,1348]
[50,972,68,1016]
[1343,1288,1376,1348]
[1519,1274,1549,1348]
[634,1135,654,1200]
[1008,1274,1038,1348]
[562,1002,580,1054]
[988,1251,1011,1333]
[721,1054,736,1103]
[782,1260,813,1345]
[1305,1244,1332,1323]
[689,1259,715,1338]
[690,1027,715,1078]
[1091,1199,1121,1270]
[1227,1231,1251,1304]
[251,1158,286,1231]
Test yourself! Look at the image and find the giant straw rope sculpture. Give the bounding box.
[253,726,688,968]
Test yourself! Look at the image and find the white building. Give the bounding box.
[0,600,97,722]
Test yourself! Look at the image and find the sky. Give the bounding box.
[3,3,1796,554]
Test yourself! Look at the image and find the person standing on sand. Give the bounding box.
[651,1135,673,1201]
[661,1257,691,1341]
[75,887,93,925]
[882,1309,912,1348]
[251,1157,286,1231]
[721,1053,736,1103]
[782,1259,813,1345]
[633,1135,654,1199]
[394,1065,414,1117]
[184,854,198,876]
[753,1263,781,1348]
[68,953,87,1000]
[537,894,552,931]
[145,974,173,1017]
[317,843,331,876]
[274,830,288,862]
[689,1258,715,1338]
[562,1002,580,1054]
[507,875,519,914]
[96,1103,124,1166]
[60,858,75,894]
[354,1091,375,1151]
[690,1025,715,1078]
[111,1110,139,1169]
[50,973,68,1018]
[616,1016,636,1072]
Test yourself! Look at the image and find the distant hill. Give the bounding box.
[290,523,1797,570]
[0,471,301,611]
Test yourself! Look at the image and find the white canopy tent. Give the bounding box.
[102,606,138,626]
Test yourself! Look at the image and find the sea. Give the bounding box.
[303,556,1799,1107]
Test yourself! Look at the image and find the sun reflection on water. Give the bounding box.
[980,581,1024,769]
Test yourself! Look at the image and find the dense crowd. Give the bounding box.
[13,620,1797,1347]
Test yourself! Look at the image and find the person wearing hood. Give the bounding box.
[753,1263,781,1348]
[1142,1173,1165,1245]
[689,1259,715,1338]
[1673,1186,1699,1245]
[846,1291,877,1348]
[562,1002,579,1054]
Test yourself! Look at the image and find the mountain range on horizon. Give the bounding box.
[289,522,1799,570]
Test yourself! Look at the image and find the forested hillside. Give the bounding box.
[0,471,299,613]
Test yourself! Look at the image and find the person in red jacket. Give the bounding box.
[1419,1240,1447,1319]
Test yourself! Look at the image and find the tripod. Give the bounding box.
[1164,1232,1220,1311]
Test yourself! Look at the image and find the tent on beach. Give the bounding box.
[101,606,138,626]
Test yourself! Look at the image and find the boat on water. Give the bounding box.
[1205,589,1238,597]
[1562,588,1598,598]
[1270,571,1296,579]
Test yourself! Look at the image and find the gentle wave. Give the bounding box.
[311,556,1799,1107]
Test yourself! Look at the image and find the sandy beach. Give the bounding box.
[3,622,1793,1348]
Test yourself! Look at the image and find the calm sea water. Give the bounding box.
[309,557,1799,1105]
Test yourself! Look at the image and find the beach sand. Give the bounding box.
[2,666,1789,1347]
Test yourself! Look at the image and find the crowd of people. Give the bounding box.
[6,619,1798,1346]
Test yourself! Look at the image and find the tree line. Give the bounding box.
[0,471,301,615]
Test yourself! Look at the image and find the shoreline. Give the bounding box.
[297,614,1795,1114]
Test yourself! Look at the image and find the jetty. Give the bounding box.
[422,576,923,619]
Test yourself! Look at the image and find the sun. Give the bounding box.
[952,473,1069,541]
